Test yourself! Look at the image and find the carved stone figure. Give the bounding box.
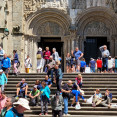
[38,21,63,35]
[84,21,110,36]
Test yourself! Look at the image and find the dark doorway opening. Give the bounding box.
[38,37,64,71]
[84,37,110,64]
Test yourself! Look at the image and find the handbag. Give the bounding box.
[37,54,42,59]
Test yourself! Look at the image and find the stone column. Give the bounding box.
[32,38,37,73]
[115,39,117,56]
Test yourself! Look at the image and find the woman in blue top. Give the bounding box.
[0,69,7,92]
[39,81,50,116]
[13,50,19,75]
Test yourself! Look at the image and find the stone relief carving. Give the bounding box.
[24,0,68,19]
[38,21,63,35]
[84,21,110,36]
[72,0,86,9]
[106,0,117,12]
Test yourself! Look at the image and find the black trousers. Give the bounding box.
[56,79,62,91]
[52,110,62,117]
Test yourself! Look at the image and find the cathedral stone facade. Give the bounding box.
[0,0,117,72]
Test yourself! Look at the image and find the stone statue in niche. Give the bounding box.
[38,21,63,35]
[84,21,110,36]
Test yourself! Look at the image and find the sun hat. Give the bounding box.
[34,85,37,88]
[0,69,3,72]
[38,47,42,51]
[13,98,30,110]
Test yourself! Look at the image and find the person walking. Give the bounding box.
[51,91,63,117]
[61,80,72,116]
[13,50,19,75]
[25,55,31,73]
[99,45,110,72]
[73,47,83,72]
[0,46,5,70]
[2,54,11,78]
[54,65,63,92]
[39,81,50,116]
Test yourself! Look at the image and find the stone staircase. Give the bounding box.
[6,73,117,117]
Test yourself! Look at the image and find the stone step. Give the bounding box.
[24,110,117,115]
[7,78,117,81]
[29,106,117,111]
[24,115,117,117]
[6,81,117,84]
[8,75,117,78]
[5,84,117,88]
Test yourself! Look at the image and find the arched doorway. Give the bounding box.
[76,7,117,64]
[24,8,71,72]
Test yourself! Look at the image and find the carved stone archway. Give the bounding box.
[76,6,117,57]
[24,8,72,72]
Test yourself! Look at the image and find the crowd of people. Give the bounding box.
[66,45,117,73]
[0,71,113,117]
[0,45,116,117]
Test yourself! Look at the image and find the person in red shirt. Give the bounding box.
[96,57,102,73]
[43,47,51,72]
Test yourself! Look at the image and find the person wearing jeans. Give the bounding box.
[61,80,72,116]
[0,47,5,70]
[39,81,50,116]
[101,89,112,108]
[55,65,63,91]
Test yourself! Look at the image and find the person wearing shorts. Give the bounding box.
[73,47,83,72]
[2,54,11,78]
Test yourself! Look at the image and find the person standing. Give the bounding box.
[39,81,50,116]
[66,53,71,73]
[99,45,110,72]
[37,47,44,73]
[51,91,63,117]
[54,65,63,92]
[89,58,96,73]
[52,48,59,62]
[13,50,19,75]
[114,56,117,73]
[43,47,51,71]
[2,54,11,78]
[96,57,102,73]
[25,55,31,73]
[0,47,5,70]
[61,80,72,116]
[0,70,7,92]
[80,58,86,73]
[73,47,83,72]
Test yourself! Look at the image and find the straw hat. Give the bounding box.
[13,98,30,110]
